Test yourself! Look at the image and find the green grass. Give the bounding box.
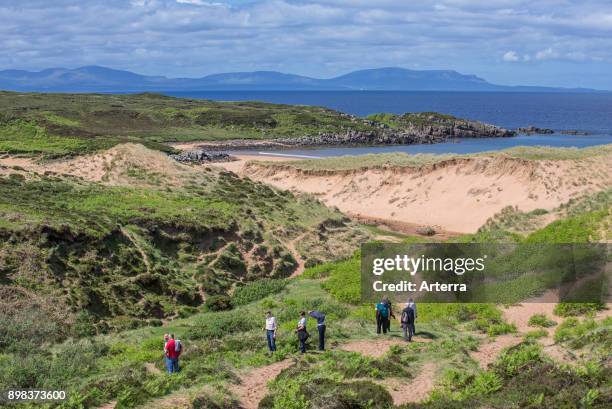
[528,313,557,328]
[261,152,458,171]
[554,317,611,351]
[0,165,363,340]
[1,99,611,409]
[524,208,609,243]
[554,303,606,317]
[0,91,522,158]
[422,342,611,409]
[232,278,289,306]
[0,118,111,156]
[260,144,612,172]
[0,91,377,157]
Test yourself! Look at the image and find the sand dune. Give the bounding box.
[4,144,610,234]
[0,143,197,186]
[221,154,612,233]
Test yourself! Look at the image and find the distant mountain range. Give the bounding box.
[0,66,601,92]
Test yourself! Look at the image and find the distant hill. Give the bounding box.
[0,65,600,92]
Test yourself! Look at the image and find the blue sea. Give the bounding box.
[166,91,612,156]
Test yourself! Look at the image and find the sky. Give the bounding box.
[1,0,612,89]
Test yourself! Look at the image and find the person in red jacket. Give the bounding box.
[164,334,179,373]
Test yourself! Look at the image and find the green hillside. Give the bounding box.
[0,161,609,408]
[0,155,367,341]
[0,91,375,157]
[0,93,610,408]
[0,91,513,158]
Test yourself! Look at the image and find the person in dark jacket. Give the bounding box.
[406,297,417,335]
[384,297,396,333]
[308,310,326,351]
[375,296,395,334]
[401,303,416,341]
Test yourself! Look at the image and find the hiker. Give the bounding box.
[264,311,277,352]
[308,310,326,351]
[376,296,395,334]
[401,302,416,341]
[407,297,417,334]
[164,333,181,373]
[163,334,172,373]
[384,297,396,333]
[296,311,309,353]
[173,334,182,373]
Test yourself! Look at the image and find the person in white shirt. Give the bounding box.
[264,311,277,352]
[296,311,308,353]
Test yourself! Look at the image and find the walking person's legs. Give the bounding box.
[165,357,173,374]
[318,325,326,351]
[266,330,275,351]
[376,315,382,334]
[299,337,306,353]
[408,323,415,341]
[172,357,180,373]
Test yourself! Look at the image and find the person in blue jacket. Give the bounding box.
[308,310,326,351]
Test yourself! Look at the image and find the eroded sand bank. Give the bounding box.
[216,153,612,233]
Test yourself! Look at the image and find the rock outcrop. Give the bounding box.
[560,130,590,135]
[190,114,515,150]
[169,150,234,163]
[517,126,554,135]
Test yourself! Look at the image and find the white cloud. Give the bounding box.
[175,0,228,7]
[535,47,559,60]
[0,0,611,88]
[503,50,519,61]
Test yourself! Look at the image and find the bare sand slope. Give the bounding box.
[223,155,612,233]
[0,143,196,185]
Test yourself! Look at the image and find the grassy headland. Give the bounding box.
[0,91,513,158]
[0,91,371,156]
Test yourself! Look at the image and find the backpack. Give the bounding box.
[401,308,414,324]
[298,329,309,341]
[175,339,182,353]
[376,302,389,318]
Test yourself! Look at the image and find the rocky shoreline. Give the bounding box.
[517,125,554,135]
[168,112,591,155]
[186,117,515,151]
[169,150,235,163]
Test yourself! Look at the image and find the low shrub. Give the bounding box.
[527,313,556,328]
[553,303,604,317]
[188,309,261,339]
[191,390,240,409]
[205,295,233,312]
[232,278,288,306]
[495,343,543,377]
[524,329,548,342]
[554,317,610,349]
[320,256,360,304]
